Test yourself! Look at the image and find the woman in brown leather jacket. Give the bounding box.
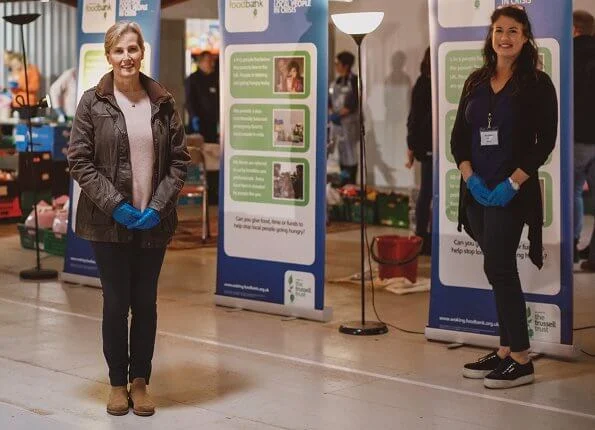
[68,22,189,417]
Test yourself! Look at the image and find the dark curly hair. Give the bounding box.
[465,6,540,96]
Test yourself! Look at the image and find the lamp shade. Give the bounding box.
[331,12,384,36]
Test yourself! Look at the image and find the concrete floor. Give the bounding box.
[0,214,594,429]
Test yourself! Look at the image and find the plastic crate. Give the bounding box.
[348,198,376,224]
[376,192,409,228]
[43,230,67,256]
[0,135,14,149]
[0,197,22,219]
[17,224,46,250]
[328,204,348,222]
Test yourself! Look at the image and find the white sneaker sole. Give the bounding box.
[483,374,534,389]
[462,368,492,379]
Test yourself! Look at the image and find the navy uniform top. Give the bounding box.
[465,79,517,188]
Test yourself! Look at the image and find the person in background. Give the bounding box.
[68,21,189,417]
[49,67,78,121]
[572,10,595,271]
[329,51,359,185]
[185,51,220,205]
[4,50,40,115]
[406,47,433,255]
[451,6,557,388]
[185,50,219,143]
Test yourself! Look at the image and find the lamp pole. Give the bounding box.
[3,13,58,281]
[332,13,388,336]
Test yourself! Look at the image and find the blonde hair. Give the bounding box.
[4,50,23,64]
[104,21,145,55]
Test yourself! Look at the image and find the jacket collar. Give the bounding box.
[95,71,173,106]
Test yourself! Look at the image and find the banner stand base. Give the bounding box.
[425,327,577,359]
[215,295,332,322]
[60,272,101,288]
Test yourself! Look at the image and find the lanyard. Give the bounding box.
[488,86,496,129]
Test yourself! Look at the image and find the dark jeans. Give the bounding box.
[415,158,433,249]
[91,239,166,386]
[466,200,530,352]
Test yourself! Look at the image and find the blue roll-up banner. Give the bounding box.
[215,0,331,321]
[426,0,574,357]
[62,0,161,287]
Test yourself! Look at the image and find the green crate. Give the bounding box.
[328,204,348,222]
[376,192,409,228]
[348,198,376,224]
[43,230,67,256]
[0,135,15,149]
[17,224,46,251]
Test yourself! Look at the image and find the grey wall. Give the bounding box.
[1,1,77,96]
[159,19,187,120]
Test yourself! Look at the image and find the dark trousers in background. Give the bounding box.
[207,171,219,205]
[91,240,166,386]
[415,158,433,252]
[466,200,530,352]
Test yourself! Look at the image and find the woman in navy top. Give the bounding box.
[450,6,558,389]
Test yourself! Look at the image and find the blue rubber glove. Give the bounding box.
[466,174,492,206]
[191,116,200,133]
[128,208,160,230]
[488,178,518,207]
[112,202,142,227]
[54,107,66,120]
[329,112,342,126]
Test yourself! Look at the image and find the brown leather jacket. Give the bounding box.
[67,72,190,247]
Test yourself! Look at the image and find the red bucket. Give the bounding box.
[371,235,423,283]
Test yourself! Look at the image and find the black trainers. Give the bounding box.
[484,356,534,389]
[462,351,503,379]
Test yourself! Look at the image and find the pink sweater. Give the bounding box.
[114,88,153,211]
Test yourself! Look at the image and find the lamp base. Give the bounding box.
[339,321,388,336]
[20,268,59,281]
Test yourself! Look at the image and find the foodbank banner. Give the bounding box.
[62,0,161,286]
[426,0,574,357]
[215,0,331,321]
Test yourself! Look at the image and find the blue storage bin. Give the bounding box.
[14,124,70,160]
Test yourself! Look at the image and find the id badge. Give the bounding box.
[480,127,499,146]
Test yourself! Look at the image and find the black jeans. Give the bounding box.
[91,239,166,386]
[466,200,530,352]
[415,158,433,248]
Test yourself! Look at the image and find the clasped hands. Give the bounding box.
[467,174,517,207]
[112,202,160,230]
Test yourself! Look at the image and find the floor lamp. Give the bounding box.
[3,13,58,281]
[331,12,388,336]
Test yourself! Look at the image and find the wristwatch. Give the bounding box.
[508,177,520,191]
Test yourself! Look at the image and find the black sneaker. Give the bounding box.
[484,356,534,389]
[462,351,503,379]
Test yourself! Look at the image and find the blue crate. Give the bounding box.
[14,124,70,160]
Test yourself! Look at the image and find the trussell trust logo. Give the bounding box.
[226,0,269,33]
[284,271,314,309]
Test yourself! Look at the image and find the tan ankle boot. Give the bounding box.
[129,378,155,416]
[106,386,129,416]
